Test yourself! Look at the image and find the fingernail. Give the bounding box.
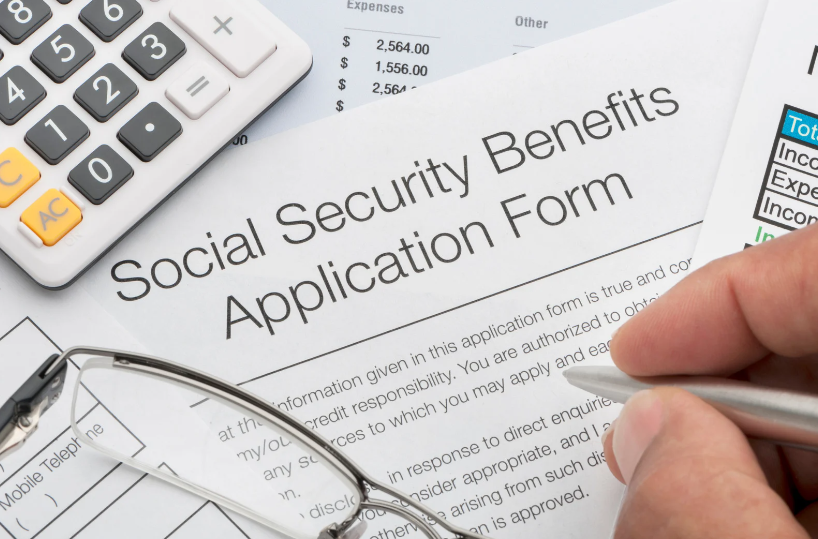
[612,390,664,484]
[601,418,617,446]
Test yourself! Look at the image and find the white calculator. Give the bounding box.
[0,0,312,289]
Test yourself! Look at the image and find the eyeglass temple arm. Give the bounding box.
[58,348,486,539]
[0,352,69,460]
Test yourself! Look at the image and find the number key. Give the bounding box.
[69,145,133,204]
[0,0,51,45]
[123,22,185,81]
[0,65,46,125]
[80,0,142,43]
[31,25,95,83]
[25,105,90,165]
[74,63,137,122]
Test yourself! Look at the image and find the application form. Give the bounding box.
[57,0,763,537]
[240,0,672,142]
[0,278,266,538]
[694,0,818,264]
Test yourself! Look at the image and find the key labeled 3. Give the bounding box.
[21,189,82,246]
[123,22,186,81]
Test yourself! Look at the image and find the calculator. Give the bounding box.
[0,0,312,289]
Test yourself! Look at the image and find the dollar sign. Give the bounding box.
[338,79,346,90]
[343,36,351,47]
[340,57,348,69]
[336,100,344,112]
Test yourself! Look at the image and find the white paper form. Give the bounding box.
[238,0,672,143]
[73,0,765,537]
[0,269,255,536]
[694,0,818,264]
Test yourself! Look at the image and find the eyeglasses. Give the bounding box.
[0,348,488,539]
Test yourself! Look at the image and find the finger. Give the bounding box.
[796,503,818,537]
[748,439,796,510]
[603,420,624,483]
[610,224,818,376]
[743,354,818,501]
[611,388,807,539]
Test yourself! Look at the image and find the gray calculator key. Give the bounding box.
[118,102,181,162]
[25,105,90,165]
[122,22,185,81]
[80,0,142,43]
[0,0,51,45]
[0,65,46,125]
[69,145,133,204]
[74,63,138,122]
[31,25,95,83]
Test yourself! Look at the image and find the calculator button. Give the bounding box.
[20,188,82,246]
[31,25,95,83]
[0,148,40,208]
[74,63,138,122]
[0,0,51,45]
[118,102,181,162]
[122,22,186,81]
[80,0,142,43]
[0,66,46,125]
[69,145,133,205]
[166,62,229,120]
[25,105,90,165]
[170,0,276,78]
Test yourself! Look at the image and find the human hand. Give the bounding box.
[604,224,818,539]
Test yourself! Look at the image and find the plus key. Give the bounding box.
[170,0,277,78]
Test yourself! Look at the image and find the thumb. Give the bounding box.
[604,388,807,539]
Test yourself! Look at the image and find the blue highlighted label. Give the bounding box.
[783,109,818,147]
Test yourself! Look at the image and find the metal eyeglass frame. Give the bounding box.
[52,347,488,539]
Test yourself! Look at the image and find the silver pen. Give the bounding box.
[563,366,818,451]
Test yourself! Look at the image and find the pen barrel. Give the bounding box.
[680,382,818,450]
[564,367,818,451]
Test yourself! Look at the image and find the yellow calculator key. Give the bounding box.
[21,190,82,247]
[0,148,41,208]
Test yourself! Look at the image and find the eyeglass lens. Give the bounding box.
[73,363,360,539]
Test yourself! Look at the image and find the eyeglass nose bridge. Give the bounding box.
[357,500,443,539]
[325,455,485,539]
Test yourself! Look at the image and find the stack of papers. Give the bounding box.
[2,0,801,537]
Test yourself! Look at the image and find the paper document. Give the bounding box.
[694,0,818,264]
[239,0,671,142]
[48,0,763,537]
